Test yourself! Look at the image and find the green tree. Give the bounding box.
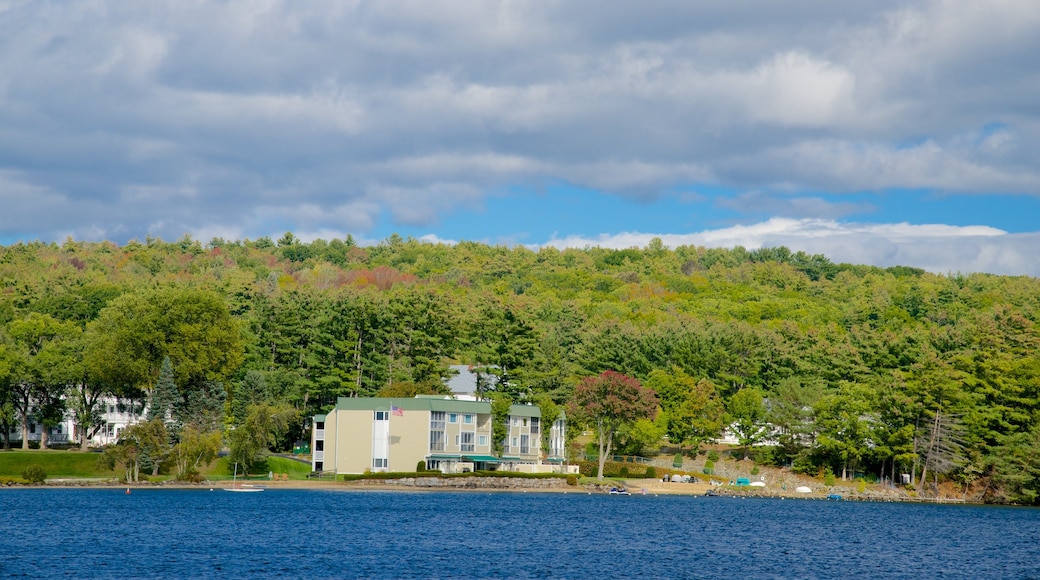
[228,403,298,475]
[569,370,658,479]
[727,387,768,460]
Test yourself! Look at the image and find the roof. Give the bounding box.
[328,396,552,420]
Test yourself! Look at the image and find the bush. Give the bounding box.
[703,460,715,475]
[823,466,836,486]
[672,453,683,468]
[619,467,629,477]
[645,466,656,479]
[856,478,867,493]
[416,460,428,473]
[750,466,760,476]
[177,468,204,483]
[707,450,720,463]
[22,465,47,484]
[566,475,578,486]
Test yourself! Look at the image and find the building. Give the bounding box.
[312,395,569,475]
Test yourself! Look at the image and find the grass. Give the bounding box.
[0,450,117,479]
[204,455,313,481]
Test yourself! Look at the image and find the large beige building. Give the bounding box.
[312,396,568,474]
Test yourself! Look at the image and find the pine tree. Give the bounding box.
[149,356,178,425]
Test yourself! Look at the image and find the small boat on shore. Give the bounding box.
[609,487,631,495]
[225,463,264,493]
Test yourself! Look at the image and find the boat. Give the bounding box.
[609,487,631,495]
[225,462,264,493]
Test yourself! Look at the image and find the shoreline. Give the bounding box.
[12,477,940,503]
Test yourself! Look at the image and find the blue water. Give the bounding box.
[1,489,1039,579]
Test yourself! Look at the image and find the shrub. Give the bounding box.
[672,453,683,468]
[416,460,427,473]
[645,466,656,479]
[703,460,715,475]
[856,478,867,494]
[177,468,204,483]
[566,475,578,486]
[750,466,760,476]
[823,466,836,486]
[707,450,720,463]
[619,467,629,477]
[22,465,47,484]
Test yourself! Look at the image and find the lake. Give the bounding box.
[1,488,1039,578]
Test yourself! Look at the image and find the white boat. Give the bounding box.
[225,462,264,493]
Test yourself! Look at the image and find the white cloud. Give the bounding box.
[0,0,1038,274]
[543,218,1036,276]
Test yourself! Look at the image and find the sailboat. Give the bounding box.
[225,462,264,493]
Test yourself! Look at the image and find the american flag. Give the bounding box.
[391,405,404,416]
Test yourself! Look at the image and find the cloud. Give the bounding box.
[543,218,1037,277]
[0,0,1038,275]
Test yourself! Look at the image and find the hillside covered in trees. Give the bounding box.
[1,234,1039,502]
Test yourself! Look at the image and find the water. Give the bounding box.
[2,489,1039,579]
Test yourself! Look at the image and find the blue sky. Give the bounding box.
[1,1,1039,275]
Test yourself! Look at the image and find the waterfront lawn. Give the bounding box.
[0,450,116,478]
[205,455,313,481]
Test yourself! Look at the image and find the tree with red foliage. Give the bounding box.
[570,370,658,479]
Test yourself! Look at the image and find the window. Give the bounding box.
[430,411,445,431]
[520,434,530,454]
[449,413,458,423]
[463,414,474,424]
[429,431,445,451]
[511,417,519,427]
[374,411,389,421]
[315,440,324,451]
[522,418,528,427]
[372,458,388,469]
[478,435,488,447]
[314,461,323,471]
[530,417,540,435]
[455,435,460,447]
[461,432,474,452]
[316,421,325,430]
[511,437,518,449]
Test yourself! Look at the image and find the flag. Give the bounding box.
[391,405,404,417]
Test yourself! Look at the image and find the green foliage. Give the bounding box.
[703,460,715,475]
[4,237,1040,503]
[707,450,720,463]
[417,460,428,472]
[566,474,578,486]
[645,466,656,479]
[750,465,759,476]
[673,453,683,468]
[228,402,299,475]
[21,464,46,483]
[823,466,836,486]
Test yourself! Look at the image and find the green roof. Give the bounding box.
[328,396,550,420]
[463,455,500,463]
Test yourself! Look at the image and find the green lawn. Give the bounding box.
[0,450,117,478]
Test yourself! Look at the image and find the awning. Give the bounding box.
[428,454,462,460]
[543,457,565,463]
[463,455,500,463]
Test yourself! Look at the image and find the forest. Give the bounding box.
[0,232,1038,502]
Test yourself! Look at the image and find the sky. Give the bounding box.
[1,0,1039,276]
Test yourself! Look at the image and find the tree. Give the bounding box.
[148,356,178,424]
[171,425,221,481]
[727,387,768,460]
[646,368,725,454]
[228,403,298,475]
[490,392,511,458]
[569,370,658,479]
